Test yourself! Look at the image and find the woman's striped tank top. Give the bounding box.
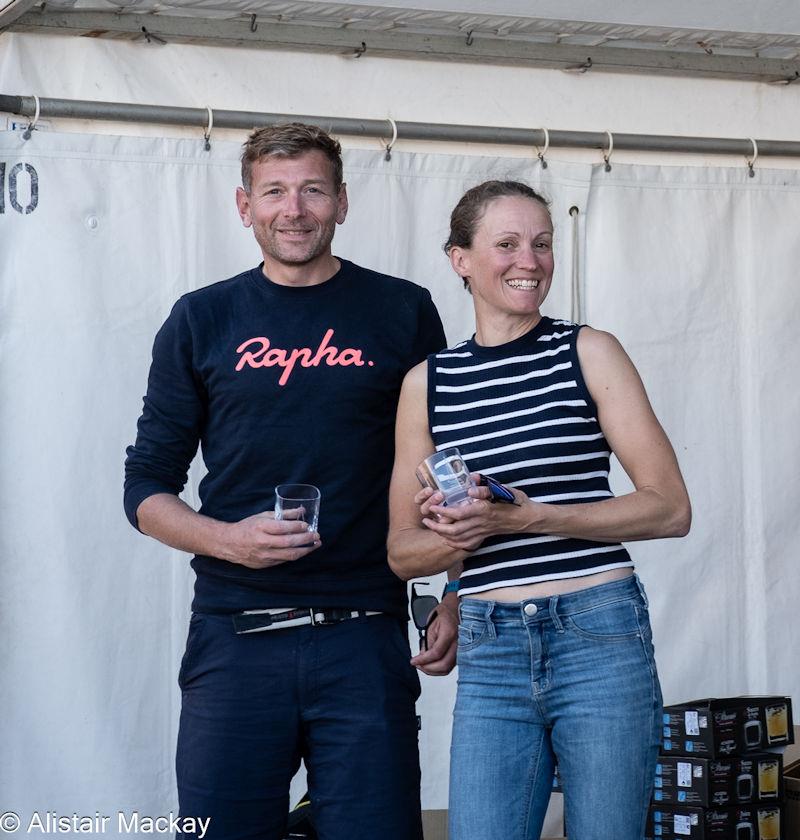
[427,316,633,596]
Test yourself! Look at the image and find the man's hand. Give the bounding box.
[410,602,458,676]
[136,494,322,570]
[221,511,321,569]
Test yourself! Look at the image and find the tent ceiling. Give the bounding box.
[4,0,800,81]
[0,0,36,26]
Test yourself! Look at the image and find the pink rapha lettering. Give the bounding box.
[310,329,338,366]
[279,347,313,385]
[337,348,365,366]
[235,337,270,370]
[235,330,371,385]
[264,348,287,367]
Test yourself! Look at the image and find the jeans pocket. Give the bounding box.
[565,598,642,643]
[457,615,491,652]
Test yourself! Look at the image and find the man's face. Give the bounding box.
[236,150,348,269]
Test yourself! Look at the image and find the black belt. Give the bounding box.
[232,607,381,635]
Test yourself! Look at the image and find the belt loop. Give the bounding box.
[549,596,564,633]
[634,573,649,608]
[483,600,498,640]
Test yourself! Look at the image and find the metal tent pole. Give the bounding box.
[4,94,800,158]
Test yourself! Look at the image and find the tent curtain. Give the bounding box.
[2,130,798,826]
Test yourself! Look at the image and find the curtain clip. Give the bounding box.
[535,127,549,169]
[203,106,213,152]
[602,130,614,172]
[382,117,398,162]
[746,138,758,178]
[23,95,41,141]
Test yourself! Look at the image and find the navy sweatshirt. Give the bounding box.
[124,259,446,617]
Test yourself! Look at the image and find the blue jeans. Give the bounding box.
[449,575,662,840]
[176,612,423,840]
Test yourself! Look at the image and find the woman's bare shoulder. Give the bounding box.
[402,358,429,393]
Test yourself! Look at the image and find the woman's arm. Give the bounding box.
[422,328,691,549]
[556,326,691,539]
[387,361,469,579]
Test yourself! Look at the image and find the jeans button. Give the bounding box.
[523,602,538,617]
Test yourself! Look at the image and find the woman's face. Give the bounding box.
[450,196,554,319]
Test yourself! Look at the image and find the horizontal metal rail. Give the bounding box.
[3,94,800,158]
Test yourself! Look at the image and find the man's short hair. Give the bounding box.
[240,123,344,193]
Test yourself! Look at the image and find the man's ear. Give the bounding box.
[235,187,252,228]
[336,183,349,225]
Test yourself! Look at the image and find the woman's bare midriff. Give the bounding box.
[467,566,634,602]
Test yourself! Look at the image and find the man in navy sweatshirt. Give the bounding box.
[124,123,454,839]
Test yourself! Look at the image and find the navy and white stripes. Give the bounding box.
[428,317,633,596]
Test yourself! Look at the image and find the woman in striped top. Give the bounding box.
[388,181,691,840]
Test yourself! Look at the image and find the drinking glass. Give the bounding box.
[274,484,320,533]
[416,447,475,507]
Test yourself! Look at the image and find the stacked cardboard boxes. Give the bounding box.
[781,729,800,839]
[646,697,794,840]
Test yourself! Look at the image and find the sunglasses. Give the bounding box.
[410,582,440,652]
[477,473,520,505]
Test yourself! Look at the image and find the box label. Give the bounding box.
[677,762,692,788]
[674,814,691,835]
[685,711,700,736]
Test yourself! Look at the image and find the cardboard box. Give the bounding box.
[661,697,794,758]
[784,758,800,840]
[646,804,784,839]
[647,805,707,840]
[653,754,784,807]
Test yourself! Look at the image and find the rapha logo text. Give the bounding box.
[235,329,374,385]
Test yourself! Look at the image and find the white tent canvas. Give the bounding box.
[2,6,800,834]
[2,127,799,831]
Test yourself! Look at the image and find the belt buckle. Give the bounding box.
[311,608,354,626]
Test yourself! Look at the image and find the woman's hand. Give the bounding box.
[414,484,458,523]
[422,476,536,551]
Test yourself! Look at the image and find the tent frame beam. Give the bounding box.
[5,9,800,85]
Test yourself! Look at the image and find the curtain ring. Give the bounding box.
[535,127,549,169]
[382,117,398,162]
[23,95,41,141]
[746,137,758,178]
[602,130,614,172]
[203,106,213,151]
